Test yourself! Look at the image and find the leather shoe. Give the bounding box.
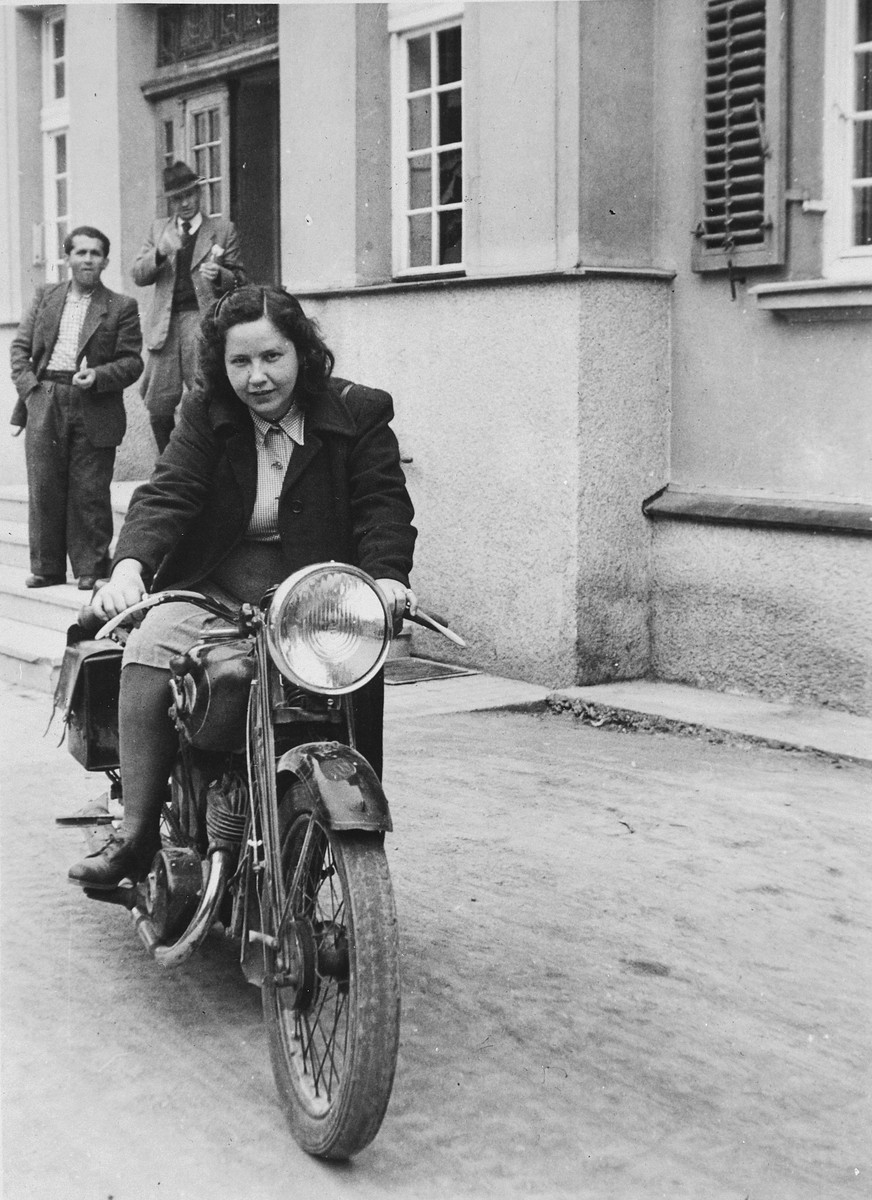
[25,573,65,588]
[68,833,142,891]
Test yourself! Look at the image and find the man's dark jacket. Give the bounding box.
[10,281,143,443]
[114,378,416,591]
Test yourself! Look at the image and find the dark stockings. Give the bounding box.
[117,663,176,850]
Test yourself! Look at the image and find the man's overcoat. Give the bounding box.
[132,215,246,352]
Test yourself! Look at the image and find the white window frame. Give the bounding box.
[40,9,69,281]
[390,2,464,278]
[823,0,872,279]
[185,88,229,218]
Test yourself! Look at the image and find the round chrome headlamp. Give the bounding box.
[265,563,392,694]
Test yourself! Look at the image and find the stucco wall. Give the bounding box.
[653,0,869,503]
[650,521,872,717]
[642,1,872,715]
[304,274,670,687]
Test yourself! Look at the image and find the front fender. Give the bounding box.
[275,741,392,833]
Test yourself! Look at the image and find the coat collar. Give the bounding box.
[208,380,356,508]
[209,379,356,439]
[191,215,220,269]
[42,280,112,353]
[77,282,112,350]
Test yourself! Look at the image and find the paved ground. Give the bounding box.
[1,679,870,1200]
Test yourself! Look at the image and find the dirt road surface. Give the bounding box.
[1,680,870,1200]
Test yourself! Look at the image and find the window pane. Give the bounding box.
[439,149,462,204]
[209,182,221,214]
[438,26,461,84]
[409,95,431,151]
[56,223,67,261]
[439,210,462,264]
[855,118,872,178]
[439,89,462,146]
[209,144,221,178]
[195,147,208,177]
[54,63,65,100]
[53,19,65,59]
[854,186,872,244]
[408,35,430,91]
[209,109,221,141]
[409,155,431,210]
[856,50,872,111]
[195,112,207,143]
[56,178,67,216]
[164,120,174,157]
[859,0,872,43]
[55,133,67,174]
[409,213,432,267]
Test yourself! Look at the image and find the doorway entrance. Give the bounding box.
[231,67,280,286]
[153,63,280,286]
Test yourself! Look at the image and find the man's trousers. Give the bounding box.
[139,308,200,454]
[24,382,115,579]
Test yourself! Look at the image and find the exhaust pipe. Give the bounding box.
[130,849,231,968]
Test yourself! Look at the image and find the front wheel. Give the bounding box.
[262,807,400,1159]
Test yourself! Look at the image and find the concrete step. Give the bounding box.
[0,482,138,530]
[0,564,84,633]
[0,616,65,692]
[0,519,29,569]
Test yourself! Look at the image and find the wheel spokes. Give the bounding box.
[282,824,352,1103]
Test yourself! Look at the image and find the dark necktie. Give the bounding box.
[181,220,192,245]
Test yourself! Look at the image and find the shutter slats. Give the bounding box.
[700,0,768,253]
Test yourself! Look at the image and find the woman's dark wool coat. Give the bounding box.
[113,378,417,776]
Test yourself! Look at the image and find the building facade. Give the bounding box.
[1,1,869,714]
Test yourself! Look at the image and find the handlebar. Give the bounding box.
[77,590,244,641]
[77,588,466,649]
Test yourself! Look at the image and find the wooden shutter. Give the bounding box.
[692,0,786,271]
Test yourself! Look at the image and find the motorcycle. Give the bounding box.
[53,561,463,1160]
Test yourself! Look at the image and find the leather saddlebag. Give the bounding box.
[53,627,123,770]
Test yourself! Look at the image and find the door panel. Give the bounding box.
[231,69,280,284]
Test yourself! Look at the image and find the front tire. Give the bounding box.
[262,806,400,1159]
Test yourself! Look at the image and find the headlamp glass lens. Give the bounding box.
[266,565,391,693]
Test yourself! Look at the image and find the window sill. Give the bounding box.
[748,279,872,322]
[293,265,675,301]
[642,487,872,537]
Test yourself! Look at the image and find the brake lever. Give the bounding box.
[405,606,467,648]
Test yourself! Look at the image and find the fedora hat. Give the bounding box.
[163,161,202,198]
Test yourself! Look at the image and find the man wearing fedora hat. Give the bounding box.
[133,161,246,452]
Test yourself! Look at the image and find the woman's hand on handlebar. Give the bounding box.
[375,578,418,621]
[90,559,148,620]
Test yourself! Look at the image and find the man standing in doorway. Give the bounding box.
[133,160,246,453]
[9,226,143,590]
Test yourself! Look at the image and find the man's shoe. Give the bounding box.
[68,834,141,891]
[77,575,97,591]
[25,573,65,588]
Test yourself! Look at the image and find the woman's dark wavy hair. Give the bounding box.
[198,285,335,412]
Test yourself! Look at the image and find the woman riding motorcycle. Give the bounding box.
[68,285,417,891]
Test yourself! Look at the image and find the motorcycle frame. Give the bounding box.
[127,597,394,968]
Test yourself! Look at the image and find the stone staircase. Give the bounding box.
[0,481,411,693]
[0,482,140,692]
